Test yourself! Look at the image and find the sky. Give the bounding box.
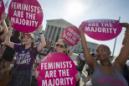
[3,0,129,56]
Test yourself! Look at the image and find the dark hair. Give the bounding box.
[12,30,20,38]
[96,44,111,55]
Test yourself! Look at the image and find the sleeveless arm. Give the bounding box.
[80,29,96,69]
[114,23,129,68]
[3,27,15,49]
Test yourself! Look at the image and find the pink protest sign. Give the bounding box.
[8,0,43,33]
[36,52,78,86]
[80,19,122,41]
[62,26,80,46]
[0,0,5,21]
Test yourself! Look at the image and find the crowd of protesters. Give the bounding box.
[0,16,129,86]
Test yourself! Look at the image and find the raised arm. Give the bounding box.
[0,20,8,39]
[0,12,8,33]
[114,23,129,68]
[1,20,8,33]
[3,27,15,49]
[37,33,46,52]
[79,29,96,69]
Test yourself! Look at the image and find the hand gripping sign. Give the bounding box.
[0,0,5,21]
[8,0,43,33]
[62,26,80,46]
[36,52,78,86]
[80,19,122,41]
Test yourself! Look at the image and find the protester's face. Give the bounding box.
[22,34,33,45]
[55,39,66,53]
[96,45,110,61]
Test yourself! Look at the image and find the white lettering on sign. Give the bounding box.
[63,32,77,44]
[39,53,78,86]
[13,10,24,18]
[85,27,117,34]
[101,23,112,27]
[42,77,73,86]
[10,2,41,27]
[11,17,38,27]
[45,70,57,78]
[88,23,99,27]
[26,12,36,20]
[68,28,80,38]
[82,20,122,40]
[11,2,40,13]
[15,52,31,64]
[88,22,113,27]
[41,61,72,70]
[58,69,70,77]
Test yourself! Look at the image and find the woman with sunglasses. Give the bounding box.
[54,39,68,54]
[3,26,46,86]
[54,39,80,85]
[80,23,129,86]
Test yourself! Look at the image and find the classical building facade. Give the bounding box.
[44,19,73,46]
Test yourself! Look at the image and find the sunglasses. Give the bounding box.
[56,44,64,48]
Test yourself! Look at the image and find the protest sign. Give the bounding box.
[8,0,43,32]
[62,26,80,46]
[80,19,122,40]
[36,52,78,86]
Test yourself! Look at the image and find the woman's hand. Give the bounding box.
[0,12,7,24]
[79,25,96,69]
[114,23,129,68]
